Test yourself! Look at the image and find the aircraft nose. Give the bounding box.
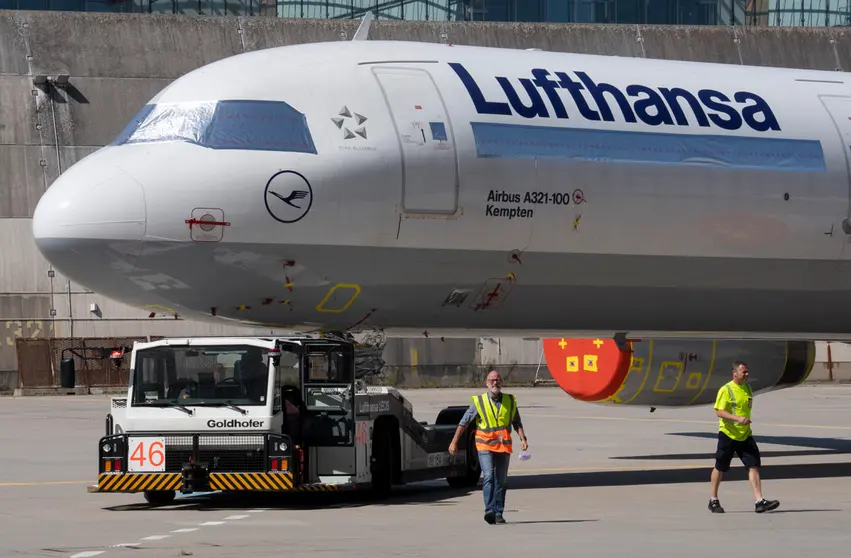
[33,163,147,278]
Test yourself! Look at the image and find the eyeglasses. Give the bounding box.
[487,378,502,384]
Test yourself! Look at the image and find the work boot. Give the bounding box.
[484,511,495,524]
[708,499,724,513]
[494,515,506,524]
[755,499,779,513]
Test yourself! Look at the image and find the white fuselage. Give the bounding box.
[31,41,851,339]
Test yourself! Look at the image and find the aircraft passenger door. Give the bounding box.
[372,66,459,214]
[818,95,851,224]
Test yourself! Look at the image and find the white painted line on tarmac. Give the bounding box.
[0,480,90,488]
[74,504,264,555]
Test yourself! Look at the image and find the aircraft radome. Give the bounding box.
[30,17,851,408]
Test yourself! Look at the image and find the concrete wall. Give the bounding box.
[3,11,851,385]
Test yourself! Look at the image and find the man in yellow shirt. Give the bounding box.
[709,360,779,514]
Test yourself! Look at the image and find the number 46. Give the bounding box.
[127,437,166,472]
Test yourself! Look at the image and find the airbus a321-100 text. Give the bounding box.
[31,25,850,407]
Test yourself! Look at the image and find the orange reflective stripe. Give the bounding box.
[475,435,513,446]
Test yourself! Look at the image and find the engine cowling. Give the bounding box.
[542,337,815,407]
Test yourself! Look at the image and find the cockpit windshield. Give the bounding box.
[130,344,284,408]
[110,100,317,154]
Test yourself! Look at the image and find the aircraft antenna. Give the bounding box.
[352,11,374,41]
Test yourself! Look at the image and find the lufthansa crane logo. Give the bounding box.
[264,170,313,224]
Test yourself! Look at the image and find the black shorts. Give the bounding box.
[714,431,761,472]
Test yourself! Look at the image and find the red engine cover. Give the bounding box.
[542,337,633,402]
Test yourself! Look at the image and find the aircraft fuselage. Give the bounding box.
[31,40,851,339]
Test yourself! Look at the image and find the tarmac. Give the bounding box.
[2,384,851,558]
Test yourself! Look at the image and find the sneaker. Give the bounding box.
[494,515,506,524]
[484,511,495,524]
[755,499,779,513]
[708,499,725,513]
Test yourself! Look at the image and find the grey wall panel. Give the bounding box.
[0,146,52,218]
[20,11,243,79]
[71,293,173,321]
[736,25,843,70]
[0,219,54,293]
[0,12,28,76]
[48,293,69,336]
[480,337,543,365]
[832,28,851,71]
[0,76,41,146]
[239,17,360,51]
[383,337,476,366]
[68,318,287,339]
[637,25,743,65]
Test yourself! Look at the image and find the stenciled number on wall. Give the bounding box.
[4,320,55,346]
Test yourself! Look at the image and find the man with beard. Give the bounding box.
[448,370,528,525]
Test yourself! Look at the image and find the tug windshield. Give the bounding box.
[130,345,284,408]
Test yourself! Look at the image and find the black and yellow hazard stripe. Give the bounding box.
[96,473,181,493]
[208,472,295,491]
[291,483,342,492]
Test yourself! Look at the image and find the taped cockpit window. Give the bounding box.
[111,100,317,154]
[110,104,155,146]
[122,102,216,146]
[205,100,317,154]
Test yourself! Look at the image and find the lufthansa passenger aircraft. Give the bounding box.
[30,20,851,404]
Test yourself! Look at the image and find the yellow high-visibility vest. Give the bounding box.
[472,393,517,453]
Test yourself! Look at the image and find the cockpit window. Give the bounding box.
[111,99,317,154]
[119,103,217,146]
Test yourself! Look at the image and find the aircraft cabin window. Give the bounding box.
[111,100,317,154]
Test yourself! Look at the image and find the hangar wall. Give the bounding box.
[2,10,850,388]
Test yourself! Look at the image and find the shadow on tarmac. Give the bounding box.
[610,432,851,461]
[507,461,851,491]
[102,482,478,512]
[506,519,598,525]
[723,509,842,514]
